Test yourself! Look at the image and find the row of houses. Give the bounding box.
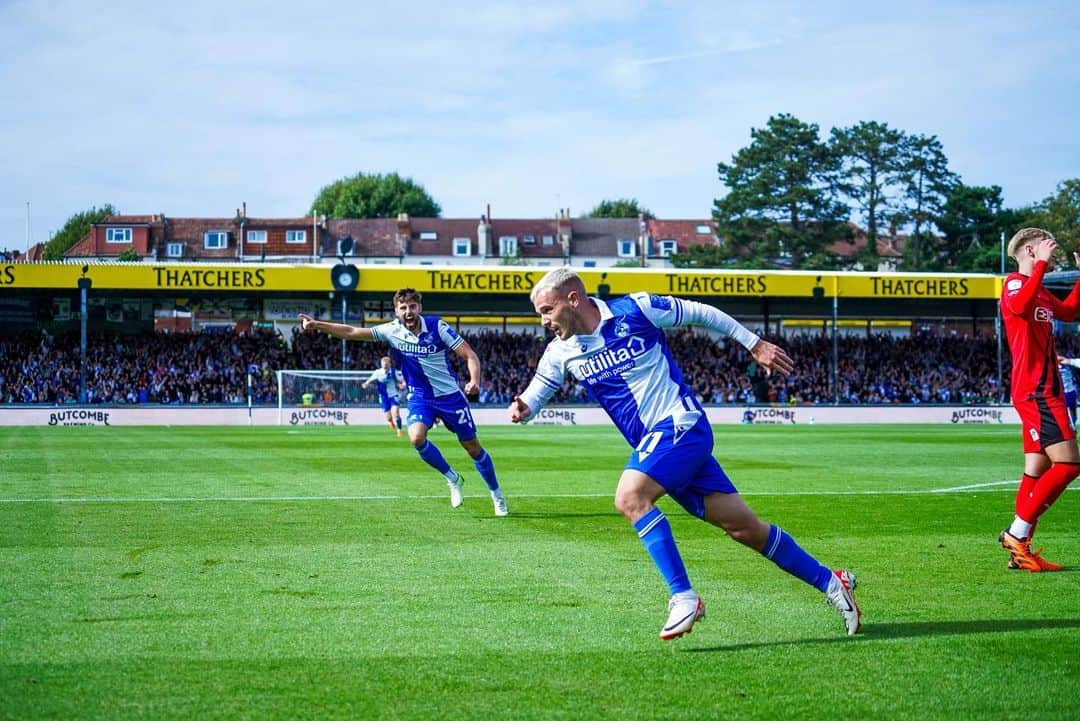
[25,205,904,268]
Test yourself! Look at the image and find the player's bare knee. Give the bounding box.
[613,492,649,521]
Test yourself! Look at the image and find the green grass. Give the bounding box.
[1,424,1077,720]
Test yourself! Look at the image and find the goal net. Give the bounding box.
[276,369,380,424]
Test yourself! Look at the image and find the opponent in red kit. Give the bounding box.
[999,228,1080,571]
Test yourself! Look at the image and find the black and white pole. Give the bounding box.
[246,364,254,425]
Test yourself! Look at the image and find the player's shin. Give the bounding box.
[633,508,691,594]
[472,450,499,491]
[760,525,832,592]
[1017,462,1080,524]
[416,440,452,475]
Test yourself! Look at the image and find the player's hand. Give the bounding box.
[298,313,316,331]
[752,340,794,376]
[508,396,532,424]
[464,380,479,397]
[1034,237,1057,263]
[1073,251,1080,270]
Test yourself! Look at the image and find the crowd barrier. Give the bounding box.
[0,404,1020,427]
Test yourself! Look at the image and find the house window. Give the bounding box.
[166,243,185,258]
[617,238,636,257]
[659,239,678,256]
[418,231,437,241]
[247,230,267,244]
[542,235,555,247]
[204,231,228,249]
[523,234,536,245]
[453,237,471,256]
[499,236,518,256]
[106,227,132,243]
[696,224,712,234]
[285,230,306,244]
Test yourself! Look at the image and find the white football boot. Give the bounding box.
[491,490,509,516]
[826,570,861,636]
[659,591,705,640]
[447,473,464,508]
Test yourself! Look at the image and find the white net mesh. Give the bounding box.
[276,369,380,423]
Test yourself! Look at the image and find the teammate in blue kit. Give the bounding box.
[509,267,860,640]
[363,356,406,437]
[300,288,508,516]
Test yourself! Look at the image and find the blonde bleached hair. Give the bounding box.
[529,266,587,303]
[1007,228,1055,259]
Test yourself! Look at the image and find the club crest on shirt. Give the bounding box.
[613,318,630,337]
[1034,307,1053,322]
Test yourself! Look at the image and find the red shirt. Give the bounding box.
[1001,260,1080,401]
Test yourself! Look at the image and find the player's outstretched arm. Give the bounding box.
[752,340,794,376]
[452,341,482,396]
[508,396,533,424]
[298,313,375,341]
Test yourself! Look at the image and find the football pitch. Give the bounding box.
[1,423,1077,721]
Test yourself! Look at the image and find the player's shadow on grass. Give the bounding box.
[685,618,1080,653]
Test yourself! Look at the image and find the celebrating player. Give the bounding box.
[363,356,406,437]
[508,267,860,640]
[300,288,508,516]
[999,228,1080,571]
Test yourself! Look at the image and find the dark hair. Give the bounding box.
[393,288,422,306]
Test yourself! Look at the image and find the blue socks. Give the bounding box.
[634,508,691,594]
[415,440,451,475]
[761,525,832,592]
[472,450,500,491]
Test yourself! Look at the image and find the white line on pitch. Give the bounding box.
[0,483,1050,504]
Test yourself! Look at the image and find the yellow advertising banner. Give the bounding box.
[0,262,1003,299]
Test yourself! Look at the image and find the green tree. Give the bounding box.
[116,248,140,262]
[713,114,851,269]
[934,184,1038,272]
[586,198,654,219]
[896,134,957,270]
[43,204,116,260]
[830,121,907,264]
[310,172,441,218]
[1027,178,1080,253]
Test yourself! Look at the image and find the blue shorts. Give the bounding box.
[624,414,736,518]
[407,393,477,442]
[378,393,397,413]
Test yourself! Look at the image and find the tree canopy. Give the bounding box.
[43,204,116,260]
[310,172,441,219]
[586,198,654,219]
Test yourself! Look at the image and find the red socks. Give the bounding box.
[1016,463,1080,525]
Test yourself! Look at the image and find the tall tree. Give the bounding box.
[934,184,1037,272]
[310,172,441,218]
[1028,178,1080,252]
[43,204,117,260]
[713,114,851,269]
[586,198,654,219]
[896,134,957,270]
[830,121,907,264]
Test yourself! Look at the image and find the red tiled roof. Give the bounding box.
[646,219,717,252]
[329,218,401,257]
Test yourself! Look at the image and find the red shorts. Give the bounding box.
[1014,394,1076,453]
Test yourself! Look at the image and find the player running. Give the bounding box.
[300,288,508,516]
[999,228,1080,571]
[363,356,406,436]
[508,267,860,640]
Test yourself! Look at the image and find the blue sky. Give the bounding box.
[1,0,1077,251]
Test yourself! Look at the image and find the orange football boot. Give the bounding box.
[1000,530,1063,572]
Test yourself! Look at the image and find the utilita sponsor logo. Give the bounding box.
[289,409,350,426]
[48,409,111,426]
[574,337,646,383]
[950,408,1003,424]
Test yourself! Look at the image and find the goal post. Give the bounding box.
[276,369,380,425]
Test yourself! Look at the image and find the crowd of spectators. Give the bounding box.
[1,325,1075,407]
